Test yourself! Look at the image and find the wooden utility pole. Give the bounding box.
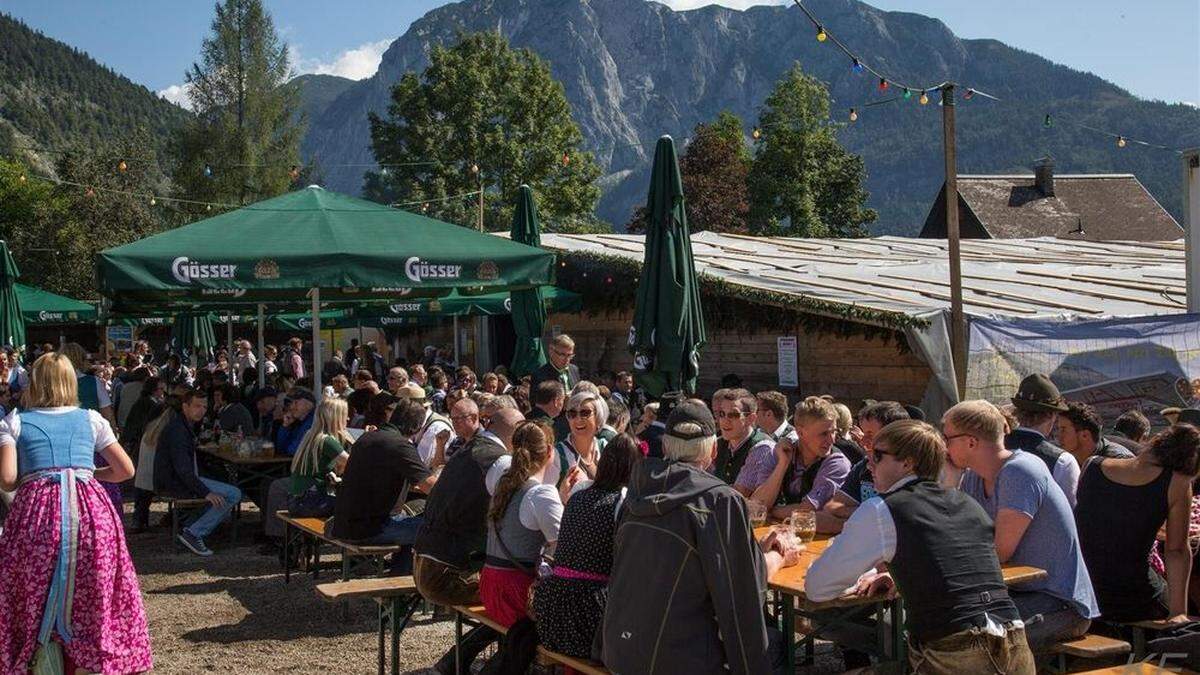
[941,83,968,399]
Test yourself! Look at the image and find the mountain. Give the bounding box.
[0,13,190,171]
[305,0,1200,234]
[293,73,355,121]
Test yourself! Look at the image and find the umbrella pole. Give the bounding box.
[453,315,460,367]
[257,304,265,389]
[226,312,234,382]
[311,288,322,402]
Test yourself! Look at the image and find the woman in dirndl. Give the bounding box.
[0,352,152,674]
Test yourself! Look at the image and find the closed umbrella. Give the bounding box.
[629,136,706,397]
[170,312,217,364]
[0,241,26,350]
[508,185,548,377]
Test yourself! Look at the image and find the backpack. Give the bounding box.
[277,347,298,378]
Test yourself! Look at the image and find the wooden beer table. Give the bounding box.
[755,526,1047,671]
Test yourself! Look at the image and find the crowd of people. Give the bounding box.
[1,329,1199,674]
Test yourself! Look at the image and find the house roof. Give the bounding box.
[528,232,1187,325]
[937,174,1182,241]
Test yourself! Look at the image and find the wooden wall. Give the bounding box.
[395,309,933,409]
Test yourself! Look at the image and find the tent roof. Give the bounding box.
[97,186,555,310]
[528,232,1187,322]
[16,283,97,324]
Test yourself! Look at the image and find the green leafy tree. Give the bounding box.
[365,31,600,230]
[626,112,751,234]
[748,64,875,237]
[171,0,303,211]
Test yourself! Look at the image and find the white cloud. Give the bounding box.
[300,39,391,80]
[157,84,193,110]
[652,0,788,11]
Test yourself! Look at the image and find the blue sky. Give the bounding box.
[2,0,1197,106]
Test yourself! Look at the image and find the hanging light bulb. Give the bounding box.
[878,78,889,92]
[851,58,864,74]
[470,163,479,175]
[18,174,26,183]
[560,261,567,268]
[1043,114,1053,128]
[203,164,213,178]
[85,186,96,198]
[902,88,911,100]
[752,127,762,140]
[117,160,128,173]
[206,204,212,212]
[289,165,300,180]
[562,151,570,166]
[848,108,858,122]
[815,26,827,42]
[919,90,930,105]
[150,196,157,206]
[1117,136,1126,148]
[963,88,976,101]
[380,166,390,176]
[606,276,613,284]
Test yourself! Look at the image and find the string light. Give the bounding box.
[85,186,95,198]
[1044,114,1053,127]
[752,127,762,140]
[878,78,889,92]
[562,151,570,166]
[1117,136,1126,148]
[815,26,827,42]
[470,163,479,175]
[203,164,213,178]
[117,160,127,173]
[848,108,858,122]
[17,174,25,183]
[206,204,212,211]
[851,58,864,73]
[902,88,911,100]
[963,88,976,100]
[149,196,157,206]
[919,90,930,105]
[288,165,300,180]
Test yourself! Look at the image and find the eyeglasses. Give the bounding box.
[872,446,895,463]
[565,408,594,419]
[941,432,973,444]
[450,414,477,422]
[715,410,746,419]
[552,349,574,359]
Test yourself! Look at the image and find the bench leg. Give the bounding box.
[283,522,292,583]
[377,601,386,675]
[1133,626,1147,660]
[455,610,463,675]
[170,502,180,550]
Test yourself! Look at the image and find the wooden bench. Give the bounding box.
[1073,664,1196,674]
[535,646,610,675]
[1049,633,1132,672]
[1123,618,1183,660]
[277,511,402,583]
[317,577,421,675]
[165,497,238,549]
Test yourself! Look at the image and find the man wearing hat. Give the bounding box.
[601,400,803,674]
[1006,374,1081,506]
[397,382,455,468]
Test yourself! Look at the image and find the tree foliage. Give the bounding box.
[748,64,875,238]
[364,31,601,231]
[0,134,177,299]
[171,0,304,210]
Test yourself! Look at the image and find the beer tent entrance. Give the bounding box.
[97,186,555,394]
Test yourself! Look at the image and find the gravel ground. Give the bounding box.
[130,504,843,674]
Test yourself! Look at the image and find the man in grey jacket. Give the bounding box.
[601,399,801,675]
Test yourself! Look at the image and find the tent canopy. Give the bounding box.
[17,284,98,324]
[96,186,556,311]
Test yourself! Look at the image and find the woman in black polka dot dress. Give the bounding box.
[532,434,642,659]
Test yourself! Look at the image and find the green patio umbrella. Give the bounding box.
[508,185,548,377]
[0,241,26,349]
[16,284,98,324]
[170,312,217,362]
[629,136,706,397]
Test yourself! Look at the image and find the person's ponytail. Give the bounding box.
[489,421,552,524]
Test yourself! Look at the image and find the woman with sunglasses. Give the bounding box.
[549,391,609,488]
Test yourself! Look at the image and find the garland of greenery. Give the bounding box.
[552,250,927,351]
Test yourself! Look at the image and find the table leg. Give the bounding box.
[783,595,796,673]
[454,610,463,675]
[377,601,386,675]
[390,597,400,675]
[890,597,906,665]
[283,521,292,583]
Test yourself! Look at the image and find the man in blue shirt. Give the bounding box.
[945,399,1098,651]
[274,387,315,456]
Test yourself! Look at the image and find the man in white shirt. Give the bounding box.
[232,339,257,385]
[400,383,455,467]
[806,420,1035,674]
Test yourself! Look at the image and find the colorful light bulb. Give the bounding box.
[752,127,762,140]
[1117,136,1126,148]
[816,26,827,42]
[117,160,128,173]
[848,108,858,122]
[878,78,889,92]
[902,88,911,100]
[919,91,929,105]
[851,59,864,73]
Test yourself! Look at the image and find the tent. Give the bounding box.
[16,284,98,324]
[97,186,556,394]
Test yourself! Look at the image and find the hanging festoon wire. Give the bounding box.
[1041,113,1183,154]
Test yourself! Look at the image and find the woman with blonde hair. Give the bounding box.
[287,397,352,518]
[480,420,577,628]
[751,396,852,519]
[0,352,152,673]
[551,391,609,487]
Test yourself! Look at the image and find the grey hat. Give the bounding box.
[1011,374,1068,413]
[665,399,716,440]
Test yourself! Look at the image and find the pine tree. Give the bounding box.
[364,31,600,230]
[748,64,875,237]
[171,0,303,211]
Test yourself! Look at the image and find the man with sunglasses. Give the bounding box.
[944,400,1097,651]
[807,420,1034,674]
[531,334,579,392]
[712,389,770,487]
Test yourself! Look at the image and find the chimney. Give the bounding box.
[1034,156,1055,197]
